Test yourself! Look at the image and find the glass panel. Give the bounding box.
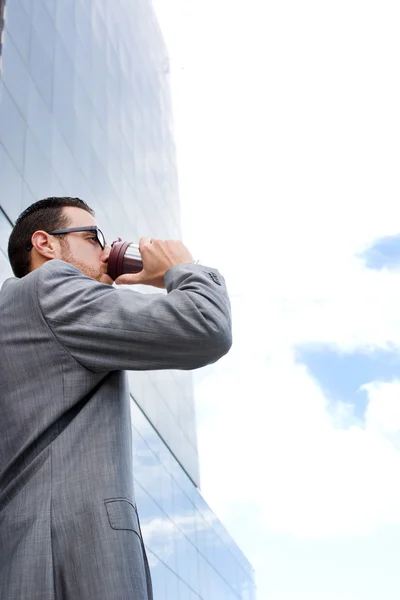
[72,115,91,181]
[0,211,12,284]
[177,578,192,600]
[74,0,91,48]
[131,424,162,506]
[54,0,76,62]
[0,81,27,172]
[40,0,55,22]
[177,538,199,593]
[73,36,92,95]
[0,210,12,251]
[0,143,23,222]
[131,399,160,452]
[211,568,230,600]
[31,0,55,61]
[19,0,33,18]
[53,37,75,146]
[90,113,108,170]
[26,76,52,160]
[51,127,78,192]
[4,0,31,65]
[0,247,12,284]
[21,181,35,213]
[175,535,191,585]
[197,554,210,600]
[130,400,255,596]
[2,29,29,115]
[164,566,180,600]
[159,466,174,519]
[145,550,167,600]
[134,480,179,574]
[23,129,53,198]
[29,28,53,109]
[173,484,196,542]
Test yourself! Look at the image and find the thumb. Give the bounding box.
[114,271,145,286]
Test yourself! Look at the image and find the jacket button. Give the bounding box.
[208,272,221,286]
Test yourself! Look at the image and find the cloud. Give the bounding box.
[360,234,400,271]
[294,347,400,420]
[190,255,400,546]
[140,508,220,576]
[140,514,196,567]
[195,348,400,542]
[364,379,400,437]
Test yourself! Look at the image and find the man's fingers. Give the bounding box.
[138,237,151,251]
[114,272,143,286]
[114,238,193,288]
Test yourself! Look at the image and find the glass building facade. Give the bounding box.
[0,1,255,598]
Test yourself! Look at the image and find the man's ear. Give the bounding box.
[30,230,59,260]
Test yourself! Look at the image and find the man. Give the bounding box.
[0,197,232,600]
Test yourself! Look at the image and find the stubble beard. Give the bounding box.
[59,242,105,283]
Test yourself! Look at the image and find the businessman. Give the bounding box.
[0,197,232,600]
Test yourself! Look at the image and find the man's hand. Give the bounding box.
[114,237,194,288]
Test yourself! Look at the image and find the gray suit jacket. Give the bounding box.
[0,259,232,600]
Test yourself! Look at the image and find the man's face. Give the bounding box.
[55,206,113,285]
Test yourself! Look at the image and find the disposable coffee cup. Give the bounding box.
[107,239,143,280]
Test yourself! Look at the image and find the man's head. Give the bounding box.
[8,197,112,284]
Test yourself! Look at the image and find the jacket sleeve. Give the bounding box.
[36,260,232,373]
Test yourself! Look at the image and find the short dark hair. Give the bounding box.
[8,197,95,278]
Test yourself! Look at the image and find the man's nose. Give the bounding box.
[101,245,111,262]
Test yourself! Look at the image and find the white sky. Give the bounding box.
[152,1,400,598]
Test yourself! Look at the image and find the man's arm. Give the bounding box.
[37,260,232,373]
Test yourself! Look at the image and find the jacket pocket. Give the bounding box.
[104,498,140,534]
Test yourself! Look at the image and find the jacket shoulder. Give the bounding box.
[36,259,83,281]
[1,260,77,298]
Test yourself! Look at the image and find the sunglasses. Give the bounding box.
[26,226,107,251]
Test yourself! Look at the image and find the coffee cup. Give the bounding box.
[107,239,143,280]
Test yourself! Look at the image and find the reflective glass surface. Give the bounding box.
[0,209,12,282]
[131,401,255,599]
[0,0,197,484]
[0,0,255,597]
